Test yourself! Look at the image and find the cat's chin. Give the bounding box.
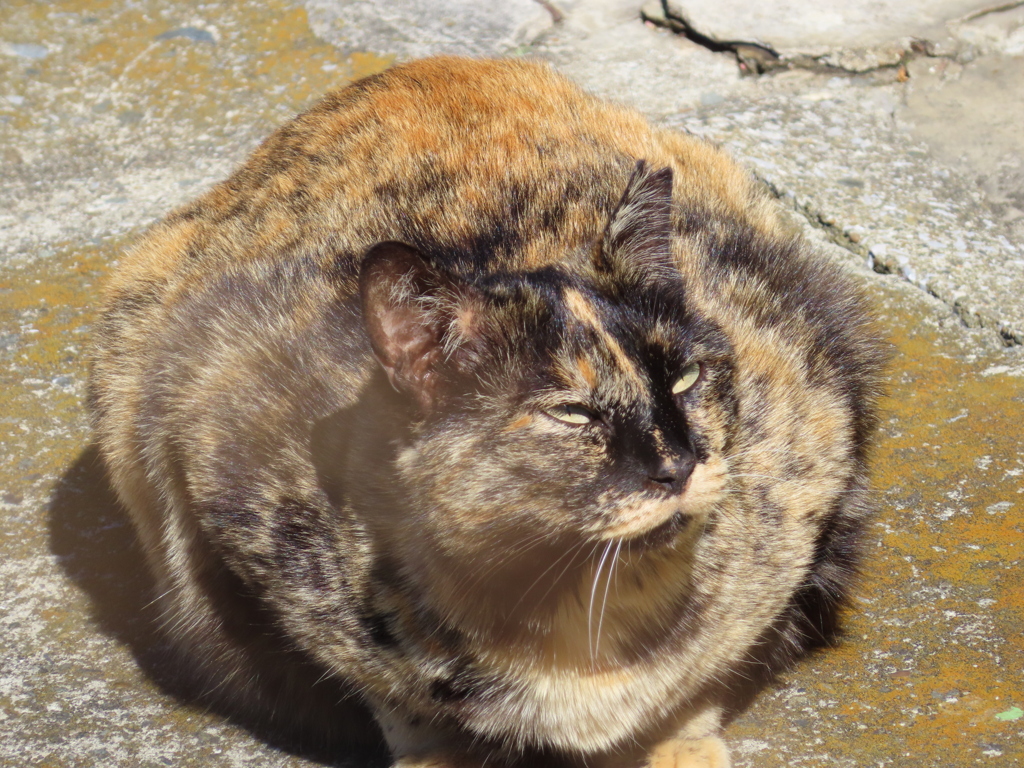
[597,490,694,543]
[627,510,692,550]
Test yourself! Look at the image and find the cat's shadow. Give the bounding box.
[47,445,386,768]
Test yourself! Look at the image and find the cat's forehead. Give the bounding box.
[560,287,648,390]
[533,279,703,403]
[478,266,716,398]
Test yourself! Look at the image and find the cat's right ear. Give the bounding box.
[596,159,677,287]
[358,242,451,412]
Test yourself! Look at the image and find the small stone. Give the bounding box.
[117,110,144,125]
[156,27,216,44]
[924,38,960,58]
[3,43,50,60]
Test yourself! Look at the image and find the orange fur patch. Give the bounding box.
[564,288,643,387]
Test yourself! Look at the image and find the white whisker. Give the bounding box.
[588,540,614,660]
[594,538,622,660]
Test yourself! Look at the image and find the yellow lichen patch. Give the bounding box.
[737,295,1023,761]
[350,51,394,80]
[853,330,1024,756]
[0,0,393,156]
[1,240,113,484]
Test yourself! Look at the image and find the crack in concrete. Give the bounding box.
[754,173,1023,347]
[956,0,1024,24]
[643,0,1024,78]
[641,0,783,74]
[640,0,926,77]
[533,0,566,23]
[637,3,1023,346]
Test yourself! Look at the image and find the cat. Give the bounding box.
[88,56,887,768]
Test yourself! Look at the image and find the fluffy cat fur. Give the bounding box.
[88,57,886,767]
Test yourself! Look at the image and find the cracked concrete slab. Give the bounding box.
[674,88,1024,343]
[645,0,1021,71]
[951,2,1024,56]
[2,0,1024,766]
[661,0,984,51]
[531,0,746,116]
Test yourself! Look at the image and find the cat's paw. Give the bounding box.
[645,736,730,768]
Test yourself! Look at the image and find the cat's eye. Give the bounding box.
[544,403,598,425]
[671,362,702,395]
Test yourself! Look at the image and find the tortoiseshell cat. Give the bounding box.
[88,57,886,767]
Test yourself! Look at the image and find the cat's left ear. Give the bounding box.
[359,241,481,412]
[596,159,676,285]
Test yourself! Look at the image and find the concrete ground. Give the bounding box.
[1,0,1022,765]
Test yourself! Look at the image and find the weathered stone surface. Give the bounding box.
[0,0,393,270]
[898,51,1024,245]
[304,0,554,59]
[674,86,1024,343]
[950,2,1024,56]
[661,0,992,60]
[536,0,744,117]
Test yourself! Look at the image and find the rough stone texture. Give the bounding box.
[658,0,991,64]
[674,88,1024,342]
[0,0,397,271]
[304,0,554,60]
[2,0,1023,766]
[899,52,1024,244]
[950,3,1024,56]
[535,0,750,116]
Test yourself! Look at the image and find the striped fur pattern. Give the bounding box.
[88,57,887,768]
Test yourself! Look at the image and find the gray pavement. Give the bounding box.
[1,1,1022,766]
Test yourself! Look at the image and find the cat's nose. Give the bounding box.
[645,453,696,494]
